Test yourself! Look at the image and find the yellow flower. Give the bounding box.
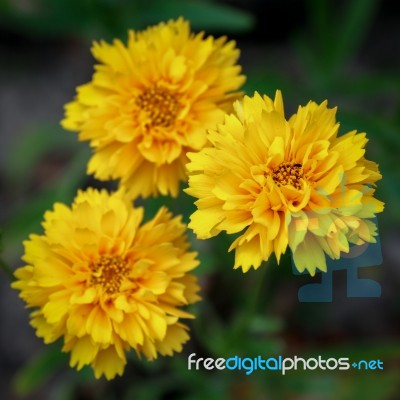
[12,188,200,379]
[185,91,384,275]
[62,18,245,198]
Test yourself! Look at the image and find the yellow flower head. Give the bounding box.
[62,18,245,198]
[12,189,200,379]
[186,92,384,275]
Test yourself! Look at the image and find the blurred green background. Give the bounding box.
[1,0,399,399]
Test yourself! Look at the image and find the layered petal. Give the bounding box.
[12,189,200,379]
[186,91,384,274]
[62,18,245,198]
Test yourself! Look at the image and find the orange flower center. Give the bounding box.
[272,162,304,190]
[90,255,128,294]
[136,86,180,128]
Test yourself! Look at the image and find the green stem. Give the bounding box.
[231,264,269,346]
[0,258,15,281]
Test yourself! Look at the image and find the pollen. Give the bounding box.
[90,255,128,294]
[272,162,304,190]
[136,86,180,128]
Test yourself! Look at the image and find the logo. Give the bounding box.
[188,354,384,375]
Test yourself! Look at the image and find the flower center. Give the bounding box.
[136,86,180,128]
[272,162,304,190]
[90,255,128,294]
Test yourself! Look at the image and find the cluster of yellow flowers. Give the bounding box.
[12,18,383,379]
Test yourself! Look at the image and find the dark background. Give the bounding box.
[1,0,399,399]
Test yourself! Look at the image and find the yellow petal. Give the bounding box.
[86,306,112,344]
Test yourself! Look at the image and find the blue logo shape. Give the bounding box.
[292,218,382,302]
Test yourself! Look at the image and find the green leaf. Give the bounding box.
[0,230,14,280]
[13,343,68,396]
[249,315,283,335]
[4,124,79,186]
[54,147,91,200]
[3,144,90,262]
[3,187,64,262]
[0,0,254,40]
[302,0,379,81]
[131,0,255,33]
[330,0,379,70]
